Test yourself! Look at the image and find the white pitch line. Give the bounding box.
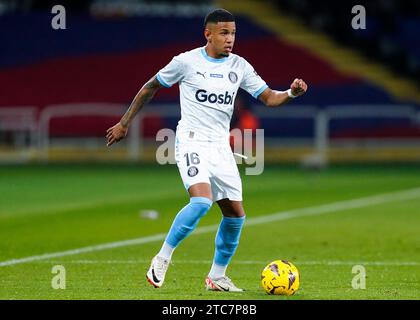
[39,259,420,267]
[1,187,420,268]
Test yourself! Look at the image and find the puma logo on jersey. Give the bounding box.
[196,71,206,78]
[195,89,235,105]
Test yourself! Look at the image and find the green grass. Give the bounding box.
[0,164,419,300]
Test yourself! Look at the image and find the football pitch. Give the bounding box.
[0,163,419,300]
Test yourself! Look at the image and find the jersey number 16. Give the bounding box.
[184,152,200,166]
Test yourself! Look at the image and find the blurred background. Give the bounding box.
[0,0,420,165]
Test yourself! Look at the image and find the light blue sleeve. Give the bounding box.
[239,59,268,99]
[156,55,184,88]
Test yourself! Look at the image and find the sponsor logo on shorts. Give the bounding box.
[187,166,199,177]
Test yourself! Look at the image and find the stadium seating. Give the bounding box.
[0,13,418,140]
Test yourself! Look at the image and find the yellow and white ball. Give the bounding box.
[261,260,300,295]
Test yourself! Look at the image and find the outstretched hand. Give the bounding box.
[106,122,128,147]
[290,78,308,97]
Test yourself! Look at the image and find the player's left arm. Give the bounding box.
[258,78,308,108]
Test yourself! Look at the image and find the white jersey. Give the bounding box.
[156,47,268,143]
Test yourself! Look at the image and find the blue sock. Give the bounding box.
[165,197,212,248]
[214,215,245,267]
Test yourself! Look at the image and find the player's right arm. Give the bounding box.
[106,75,163,147]
[258,78,308,108]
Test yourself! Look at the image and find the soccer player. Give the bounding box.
[106,8,307,292]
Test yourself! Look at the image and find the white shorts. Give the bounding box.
[175,131,242,202]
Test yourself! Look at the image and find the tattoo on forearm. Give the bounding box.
[120,76,162,127]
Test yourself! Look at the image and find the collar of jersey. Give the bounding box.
[200,47,231,63]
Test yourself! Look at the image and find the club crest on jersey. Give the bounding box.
[228,71,238,84]
[187,166,199,177]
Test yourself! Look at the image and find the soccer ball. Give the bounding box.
[261,260,300,295]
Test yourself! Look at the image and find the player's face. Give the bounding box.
[206,22,236,57]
